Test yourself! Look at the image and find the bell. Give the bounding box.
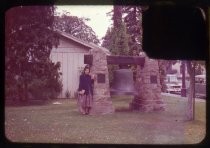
[110,69,137,95]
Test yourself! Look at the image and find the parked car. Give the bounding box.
[166,83,181,94]
[164,74,182,94]
[195,75,206,84]
[195,75,206,99]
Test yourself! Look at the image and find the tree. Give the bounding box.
[165,60,178,74]
[186,60,205,120]
[101,27,112,49]
[157,60,178,92]
[102,5,130,85]
[113,6,123,28]
[109,24,130,56]
[194,61,205,75]
[54,11,100,44]
[186,61,196,120]
[102,23,130,86]
[5,6,62,102]
[122,6,143,54]
[102,5,130,56]
[158,60,168,92]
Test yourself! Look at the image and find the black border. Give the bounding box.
[2,0,210,148]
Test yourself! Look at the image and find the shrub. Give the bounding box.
[28,78,62,100]
[65,90,71,99]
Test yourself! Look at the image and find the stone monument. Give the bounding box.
[89,48,115,115]
[130,52,165,112]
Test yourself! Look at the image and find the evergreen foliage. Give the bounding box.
[122,6,143,53]
[5,6,62,102]
[102,6,130,85]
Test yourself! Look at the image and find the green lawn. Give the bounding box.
[5,95,206,144]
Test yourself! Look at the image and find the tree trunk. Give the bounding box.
[157,60,167,92]
[186,61,195,121]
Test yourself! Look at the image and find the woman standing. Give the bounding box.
[78,65,94,115]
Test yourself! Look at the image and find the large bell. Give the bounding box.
[110,69,137,95]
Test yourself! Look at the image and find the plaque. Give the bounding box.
[150,75,157,84]
[97,74,105,83]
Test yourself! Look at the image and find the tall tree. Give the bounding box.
[102,22,130,85]
[113,6,123,28]
[5,6,62,102]
[102,5,130,85]
[102,5,130,56]
[186,60,205,120]
[101,27,112,49]
[54,11,100,44]
[108,24,130,56]
[122,6,143,54]
[186,61,196,120]
[158,60,168,92]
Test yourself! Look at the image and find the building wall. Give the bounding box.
[50,36,90,98]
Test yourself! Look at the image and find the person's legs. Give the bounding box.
[87,107,91,114]
[85,108,88,115]
[78,95,84,114]
[78,94,87,115]
[85,95,89,115]
[86,94,93,115]
[80,106,86,115]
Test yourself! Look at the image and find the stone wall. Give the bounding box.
[89,48,115,115]
[130,52,165,112]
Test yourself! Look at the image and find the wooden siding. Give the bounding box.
[50,38,90,98]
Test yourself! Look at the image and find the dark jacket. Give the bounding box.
[78,74,94,95]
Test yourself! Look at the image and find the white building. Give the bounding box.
[50,30,109,98]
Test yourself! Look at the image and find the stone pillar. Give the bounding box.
[89,48,115,115]
[130,52,165,112]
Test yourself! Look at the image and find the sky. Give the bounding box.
[55,5,113,42]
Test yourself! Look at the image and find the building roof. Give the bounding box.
[55,29,110,55]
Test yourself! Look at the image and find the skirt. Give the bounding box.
[77,94,93,114]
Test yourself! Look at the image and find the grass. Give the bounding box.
[5,95,206,144]
[161,95,206,144]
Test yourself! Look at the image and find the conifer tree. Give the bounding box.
[102,5,131,85]
[102,5,130,56]
[5,6,62,102]
[122,6,143,54]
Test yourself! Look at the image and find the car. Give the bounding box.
[195,75,206,99]
[164,74,182,94]
[166,83,181,94]
[195,75,206,84]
